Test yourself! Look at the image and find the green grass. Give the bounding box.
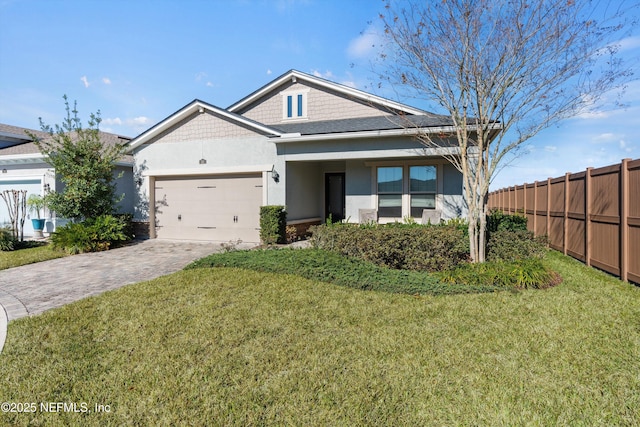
[0,244,67,270]
[187,248,500,295]
[0,251,639,425]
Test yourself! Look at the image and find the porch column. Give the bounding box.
[148,176,156,239]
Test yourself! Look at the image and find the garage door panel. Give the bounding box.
[154,174,262,242]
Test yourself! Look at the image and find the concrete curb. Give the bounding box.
[0,290,28,355]
[0,302,7,354]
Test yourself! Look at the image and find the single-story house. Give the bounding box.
[0,123,134,236]
[128,69,482,243]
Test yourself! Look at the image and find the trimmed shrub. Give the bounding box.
[487,209,528,233]
[51,214,133,254]
[260,205,287,245]
[487,229,548,262]
[0,227,16,251]
[310,223,469,272]
[438,258,562,290]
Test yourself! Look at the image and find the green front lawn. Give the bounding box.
[0,244,67,270]
[0,251,638,425]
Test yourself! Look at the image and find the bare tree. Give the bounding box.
[378,0,636,262]
[1,190,27,241]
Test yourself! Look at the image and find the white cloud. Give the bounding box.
[206,82,213,87]
[101,116,149,128]
[592,133,618,143]
[102,77,111,85]
[347,29,381,58]
[576,110,609,119]
[195,71,207,82]
[544,145,557,152]
[129,116,150,126]
[266,69,272,75]
[312,69,334,79]
[80,76,90,88]
[618,35,640,52]
[341,80,357,88]
[102,117,122,126]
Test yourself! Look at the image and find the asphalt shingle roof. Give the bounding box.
[0,123,133,162]
[270,114,455,136]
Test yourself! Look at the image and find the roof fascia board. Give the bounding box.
[0,153,45,161]
[127,100,282,152]
[227,70,426,116]
[143,164,274,177]
[273,123,501,143]
[0,131,33,142]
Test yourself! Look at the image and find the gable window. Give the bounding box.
[377,167,403,217]
[287,96,293,117]
[282,89,308,119]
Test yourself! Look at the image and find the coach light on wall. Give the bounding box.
[271,166,279,183]
[199,158,207,165]
[2,169,6,174]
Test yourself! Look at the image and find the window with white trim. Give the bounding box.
[376,164,437,218]
[409,165,436,217]
[282,91,307,119]
[377,166,403,217]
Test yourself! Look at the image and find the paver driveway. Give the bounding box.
[0,239,249,321]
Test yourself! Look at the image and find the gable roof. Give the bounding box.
[126,99,283,151]
[0,123,49,150]
[0,123,133,165]
[227,69,427,116]
[127,70,502,148]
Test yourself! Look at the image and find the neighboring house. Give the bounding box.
[128,69,480,243]
[0,123,134,236]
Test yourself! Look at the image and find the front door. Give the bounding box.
[325,173,345,222]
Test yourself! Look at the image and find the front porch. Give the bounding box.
[284,158,466,231]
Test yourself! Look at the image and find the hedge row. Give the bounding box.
[309,223,469,272]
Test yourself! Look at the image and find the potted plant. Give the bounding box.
[27,194,47,238]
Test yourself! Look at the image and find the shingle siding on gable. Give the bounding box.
[147,111,257,145]
[239,82,393,125]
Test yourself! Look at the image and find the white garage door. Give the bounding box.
[154,174,263,242]
[0,178,42,236]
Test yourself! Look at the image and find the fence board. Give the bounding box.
[488,158,638,284]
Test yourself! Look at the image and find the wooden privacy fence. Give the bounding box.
[488,158,640,284]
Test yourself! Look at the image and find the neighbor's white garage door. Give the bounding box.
[0,178,42,236]
[154,174,262,242]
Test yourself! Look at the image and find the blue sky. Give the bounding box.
[1,0,639,190]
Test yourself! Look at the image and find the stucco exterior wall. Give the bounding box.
[0,162,54,236]
[133,134,285,221]
[114,165,135,215]
[345,160,373,222]
[285,162,322,221]
[0,161,135,234]
[442,163,466,218]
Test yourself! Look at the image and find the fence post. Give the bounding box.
[523,182,527,225]
[546,177,551,238]
[533,181,538,234]
[621,158,630,282]
[564,172,569,256]
[585,167,592,267]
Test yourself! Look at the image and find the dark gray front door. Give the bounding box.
[325,173,345,222]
